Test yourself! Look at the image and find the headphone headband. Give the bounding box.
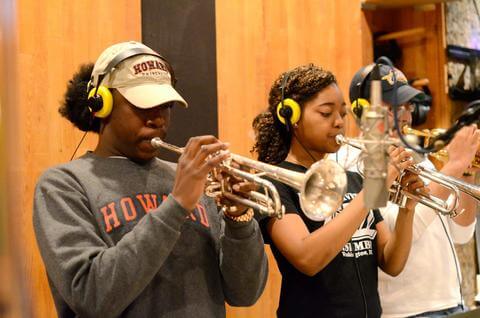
[353,63,376,101]
[89,47,170,90]
[87,46,170,119]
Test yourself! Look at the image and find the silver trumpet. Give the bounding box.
[151,137,348,221]
[335,135,480,217]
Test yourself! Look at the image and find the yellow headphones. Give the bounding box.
[87,47,167,118]
[87,86,113,118]
[276,72,301,127]
[349,63,380,122]
[351,98,370,120]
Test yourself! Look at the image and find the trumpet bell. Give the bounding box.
[300,160,348,221]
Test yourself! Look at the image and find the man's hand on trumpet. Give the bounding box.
[386,146,415,187]
[171,135,230,212]
[213,162,258,217]
[444,124,480,178]
[387,145,429,211]
[397,172,429,211]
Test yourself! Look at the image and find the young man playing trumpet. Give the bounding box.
[344,63,480,317]
[32,41,268,318]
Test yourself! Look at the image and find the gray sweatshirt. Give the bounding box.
[33,153,268,318]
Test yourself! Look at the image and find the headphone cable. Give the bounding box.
[438,215,465,311]
[352,239,369,318]
[289,126,318,164]
[70,131,89,161]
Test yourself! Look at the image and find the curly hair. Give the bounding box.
[251,64,337,164]
[58,63,101,133]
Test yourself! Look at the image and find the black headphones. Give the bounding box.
[409,82,432,127]
[350,58,431,127]
[87,46,175,118]
[411,101,431,126]
[276,72,302,129]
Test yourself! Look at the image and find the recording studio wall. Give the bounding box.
[141,0,218,162]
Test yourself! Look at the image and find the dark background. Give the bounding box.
[142,0,218,162]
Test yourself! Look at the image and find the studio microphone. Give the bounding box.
[362,64,389,209]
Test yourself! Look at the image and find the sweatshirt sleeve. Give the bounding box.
[218,214,268,306]
[33,168,188,318]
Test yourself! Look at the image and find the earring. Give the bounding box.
[293,123,299,129]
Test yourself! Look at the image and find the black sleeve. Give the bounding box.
[255,179,301,244]
[373,208,384,225]
[347,171,383,226]
[271,179,301,215]
[346,171,363,193]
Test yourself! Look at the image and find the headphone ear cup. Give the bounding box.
[88,86,113,118]
[276,98,301,125]
[351,98,370,120]
[411,103,430,127]
[88,94,103,113]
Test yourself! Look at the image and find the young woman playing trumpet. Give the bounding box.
[252,64,427,318]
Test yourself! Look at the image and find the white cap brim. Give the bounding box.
[117,83,188,108]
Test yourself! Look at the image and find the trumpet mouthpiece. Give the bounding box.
[335,135,345,145]
[151,137,163,148]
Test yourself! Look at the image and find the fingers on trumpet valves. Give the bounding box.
[232,181,258,193]
[204,148,230,167]
[184,135,223,156]
[400,172,428,194]
[189,138,229,166]
[205,182,222,197]
[387,144,400,155]
[214,176,258,207]
[387,145,401,161]
[394,149,415,171]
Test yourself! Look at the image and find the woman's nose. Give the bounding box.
[334,113,344,128]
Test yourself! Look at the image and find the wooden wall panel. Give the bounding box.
[215,1,366,317]
[6,1,142,317]
[1,0,25,316]
[364,4,450,128]
[216,0,366,159]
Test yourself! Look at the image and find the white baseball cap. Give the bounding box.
[91,41,188,108]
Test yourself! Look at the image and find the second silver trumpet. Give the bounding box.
[335,134,480,217]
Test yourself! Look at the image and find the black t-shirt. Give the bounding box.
[259,161,383,318]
